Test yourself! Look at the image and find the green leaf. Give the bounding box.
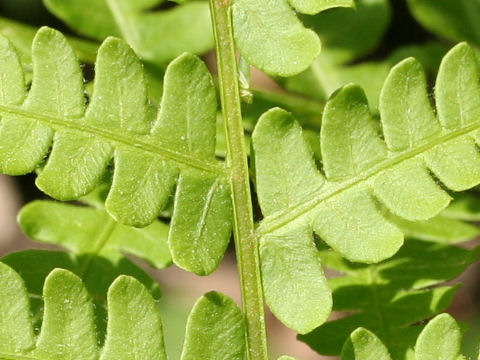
[33,269,98,359]
[0,28,232,275]
[407,0,480,46]
[6,199,168,337]
[282,42,448,109]
[18,200,171,269]
[101,276,167,359]
[0,262,35,354]
[299,239,479,358]
[181,291,245,360]
[43,0,214,64]
[0,264,167,359]
[250,109,331,333]
[254,43,480,271]
[301,0,391,64]
[414,314,463,360]
[260,225,332,334]
[0,16,97,68]
[232,0,358,76]
[232,0,321,77]
[341,328,392,360]
[441,193,480,221]
[290,0,354,15]
[391,213,480,244]
[1,249,159,340]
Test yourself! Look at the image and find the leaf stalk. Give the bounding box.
[208,1,269,359]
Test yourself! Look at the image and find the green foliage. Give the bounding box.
[0,27,232,275]
[301,0,391,65]
[0,16,97,67]
[0,262,245,360]
[341,314,466,360]
[407,0,480,47]
[43,0,214,65]
[1,1,480,359]
[0,262,167,359]
[252,42,480,333]
[341,328,392,360]
[2,198,169,337]
[232,0,354,76]
[18,200,171,269]
[299,238,480,358]
[181,291,245,360]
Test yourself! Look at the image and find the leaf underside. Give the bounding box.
[232,0,355,76]
[0,27,232,276]
[299,239,479,358]
[1,199,172,336]
[340,313,465,360]
[0,262,167,360]
[0,262,247,360]
[252,42,480,333]
[181,291,246,360]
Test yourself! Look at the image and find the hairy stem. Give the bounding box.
[209,1,269,359]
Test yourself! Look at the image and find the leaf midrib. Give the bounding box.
[0,351,40,360]
[0,104,224,175]
[258,118,480,235]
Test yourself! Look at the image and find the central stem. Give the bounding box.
[209,1,269,359]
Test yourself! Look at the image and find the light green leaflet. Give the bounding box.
[340,314,466,360]
[390,212,480,244]
[232,0,354,76]
[298,239,480,358]
[0,263,167,360]
[341,328,391,360]
[0,16,97,68]
[253,42,480,333]
[43,0,214,65]
[407,0,480,47]
[181,292,245,360]
[283,41,448,109]
[18,200,171,269]
[442,192,480,221]
[0,262,246,360]
[3,199,170,337]
[0,27,232,276]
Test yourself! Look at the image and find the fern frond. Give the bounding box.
[43,0,214,65]
[0,27,232,275]
[341,314,466,360]
[282,41,448,110]
[232,0,354,76]
[252,42,480,333]
[298,238,479,358]
[2,199,170,336]
[0,262,167,359]
[181,292,246,360]
[0,262,246,360]
[18,200,171,269]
